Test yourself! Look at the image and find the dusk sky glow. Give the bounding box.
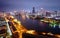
[0,0,60,12]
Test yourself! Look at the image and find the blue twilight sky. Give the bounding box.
[0,0,60,12]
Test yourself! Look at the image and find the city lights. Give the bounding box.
[0,0,60,38]
[26,30,36,35]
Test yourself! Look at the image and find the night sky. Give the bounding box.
[0,0,60,12]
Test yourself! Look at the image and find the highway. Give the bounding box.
[0,14,60,38]
[15,14,60,38]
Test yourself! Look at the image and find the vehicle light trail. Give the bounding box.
[1,14,60,38]
[5,15,37,38]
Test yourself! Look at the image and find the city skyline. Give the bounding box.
[0,0,60,12]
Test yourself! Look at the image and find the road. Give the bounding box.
[14,15,60,38]
[0,15,60,38]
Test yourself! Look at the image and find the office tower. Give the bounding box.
[32,7,35,13]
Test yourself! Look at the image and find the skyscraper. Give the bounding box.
[32,7,35,13]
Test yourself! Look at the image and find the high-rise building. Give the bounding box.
[54,11,57,16]
[32,7,35,13]
[46,12,51,16]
